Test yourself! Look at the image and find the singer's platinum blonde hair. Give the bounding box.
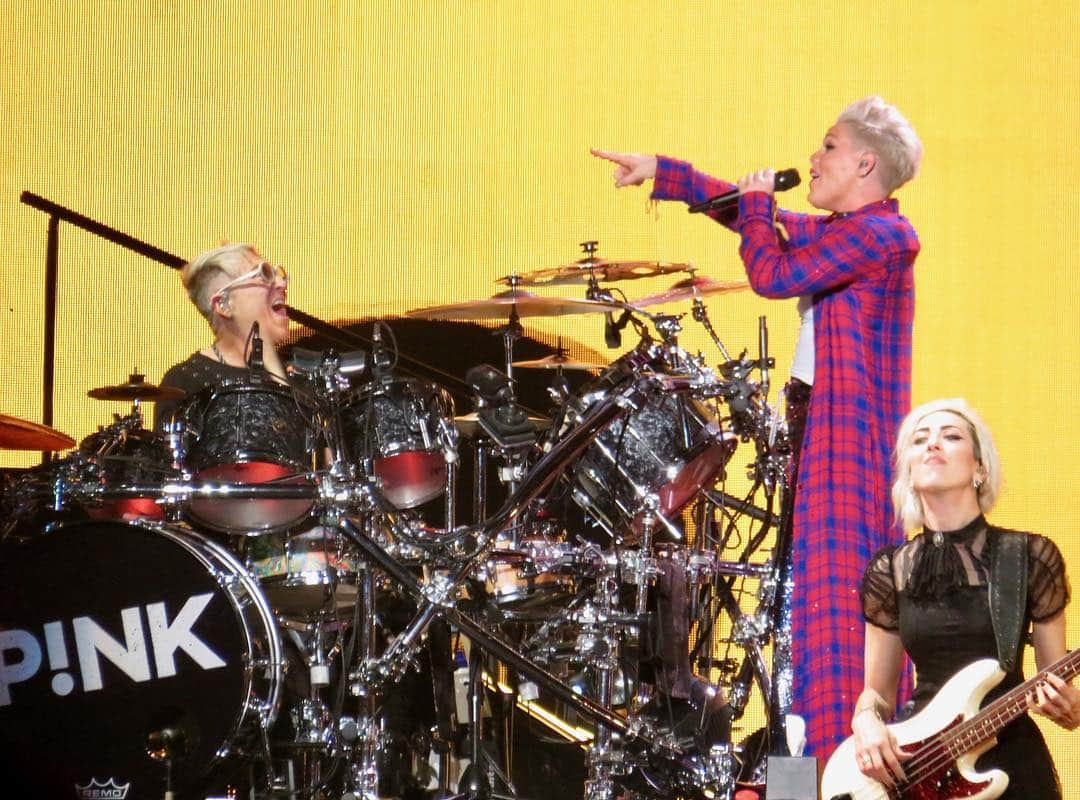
[182,242,259,324]
[891,398,1002,532]
[837,96,923,196]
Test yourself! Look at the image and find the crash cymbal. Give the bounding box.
[87,372,185,402]
[404,290,621,320]
[630,275,750,307]
[501,259,691,287]
[0,413,75,451]
[511,354,605,371]
[453,411,550,437]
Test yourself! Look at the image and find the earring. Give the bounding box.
[973,477,983,490]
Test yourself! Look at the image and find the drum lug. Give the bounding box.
[217,570,250,605]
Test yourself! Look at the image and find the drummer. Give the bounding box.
[154,243,291,430]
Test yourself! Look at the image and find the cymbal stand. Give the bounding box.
[546,337,573,405]
[345,555,381,800]
[690,297,733,362]
[497,276,525,382]
[281,619,336,794]
[581,554,631,800]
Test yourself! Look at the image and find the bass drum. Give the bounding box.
[0,520,283,798]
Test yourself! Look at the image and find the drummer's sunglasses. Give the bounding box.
[216,262,289,296]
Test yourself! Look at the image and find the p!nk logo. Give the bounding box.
[75,777,131,799]
[0,593,226,706]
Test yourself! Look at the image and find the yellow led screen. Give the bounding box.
[2,0,1078,788]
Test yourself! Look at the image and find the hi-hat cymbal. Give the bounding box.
[453,411,550,437]
[630,275,751,307]
[500,259,691,287]
[511,354,605,371]
[87,372,185,402]
[405,290,621,320]
[0,413,75,451]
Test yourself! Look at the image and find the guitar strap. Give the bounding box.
[989,527,1028,673]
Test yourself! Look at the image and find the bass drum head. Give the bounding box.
[0,520,281,798]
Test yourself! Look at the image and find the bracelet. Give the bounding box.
[852,707,884,730]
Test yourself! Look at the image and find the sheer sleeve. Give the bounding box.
[1027,533,1071,622]
[861,545,900,630]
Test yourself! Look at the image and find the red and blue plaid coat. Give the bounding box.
[653,157,919,756]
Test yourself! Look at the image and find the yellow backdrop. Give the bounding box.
[2,0,1078,786]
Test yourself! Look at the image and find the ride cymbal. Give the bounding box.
[500,259,691,287]
[0,413,75,451]
[87,372,185,402]
[630,275,750,307]
[511,354,605,371]
[404,290,620,320]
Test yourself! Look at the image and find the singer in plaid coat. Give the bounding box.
[593,96,923,757]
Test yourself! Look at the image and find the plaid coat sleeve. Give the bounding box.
[736,193,915,299]
[651,156,828,239]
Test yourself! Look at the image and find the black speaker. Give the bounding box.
[765,755,818,800]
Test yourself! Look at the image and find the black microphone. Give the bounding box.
[249,321,264,374]
[604,311,621,348]
[687,168,801,214]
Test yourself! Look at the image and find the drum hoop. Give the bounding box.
[193,452,314,472]
[133,521,284,751]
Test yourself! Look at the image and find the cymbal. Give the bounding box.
[404,290,621,320]
[501,259,691,287]
[87,372,185,402]
[453,411,550,437]
[630,275,751,307]
[511,354,605,371]
[0,413,75,451]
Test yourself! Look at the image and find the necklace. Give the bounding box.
[212,342,227,365]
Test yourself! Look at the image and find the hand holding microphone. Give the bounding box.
[738,168,782,195]
[687,168,801,213]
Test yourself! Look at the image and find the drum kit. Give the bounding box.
[0,244,793,800]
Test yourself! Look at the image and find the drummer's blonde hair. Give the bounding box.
[891,398,1002,532]
[182,242,259,324]
[837,96,922,196]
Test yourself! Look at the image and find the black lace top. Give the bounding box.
[862,517,1069,638]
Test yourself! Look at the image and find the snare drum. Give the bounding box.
[557,346,737,539]
[241,524,360,618]
[342,378,456,509]
[0,520,282,798]
[486,537,579,609]
[179,381,316,534]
